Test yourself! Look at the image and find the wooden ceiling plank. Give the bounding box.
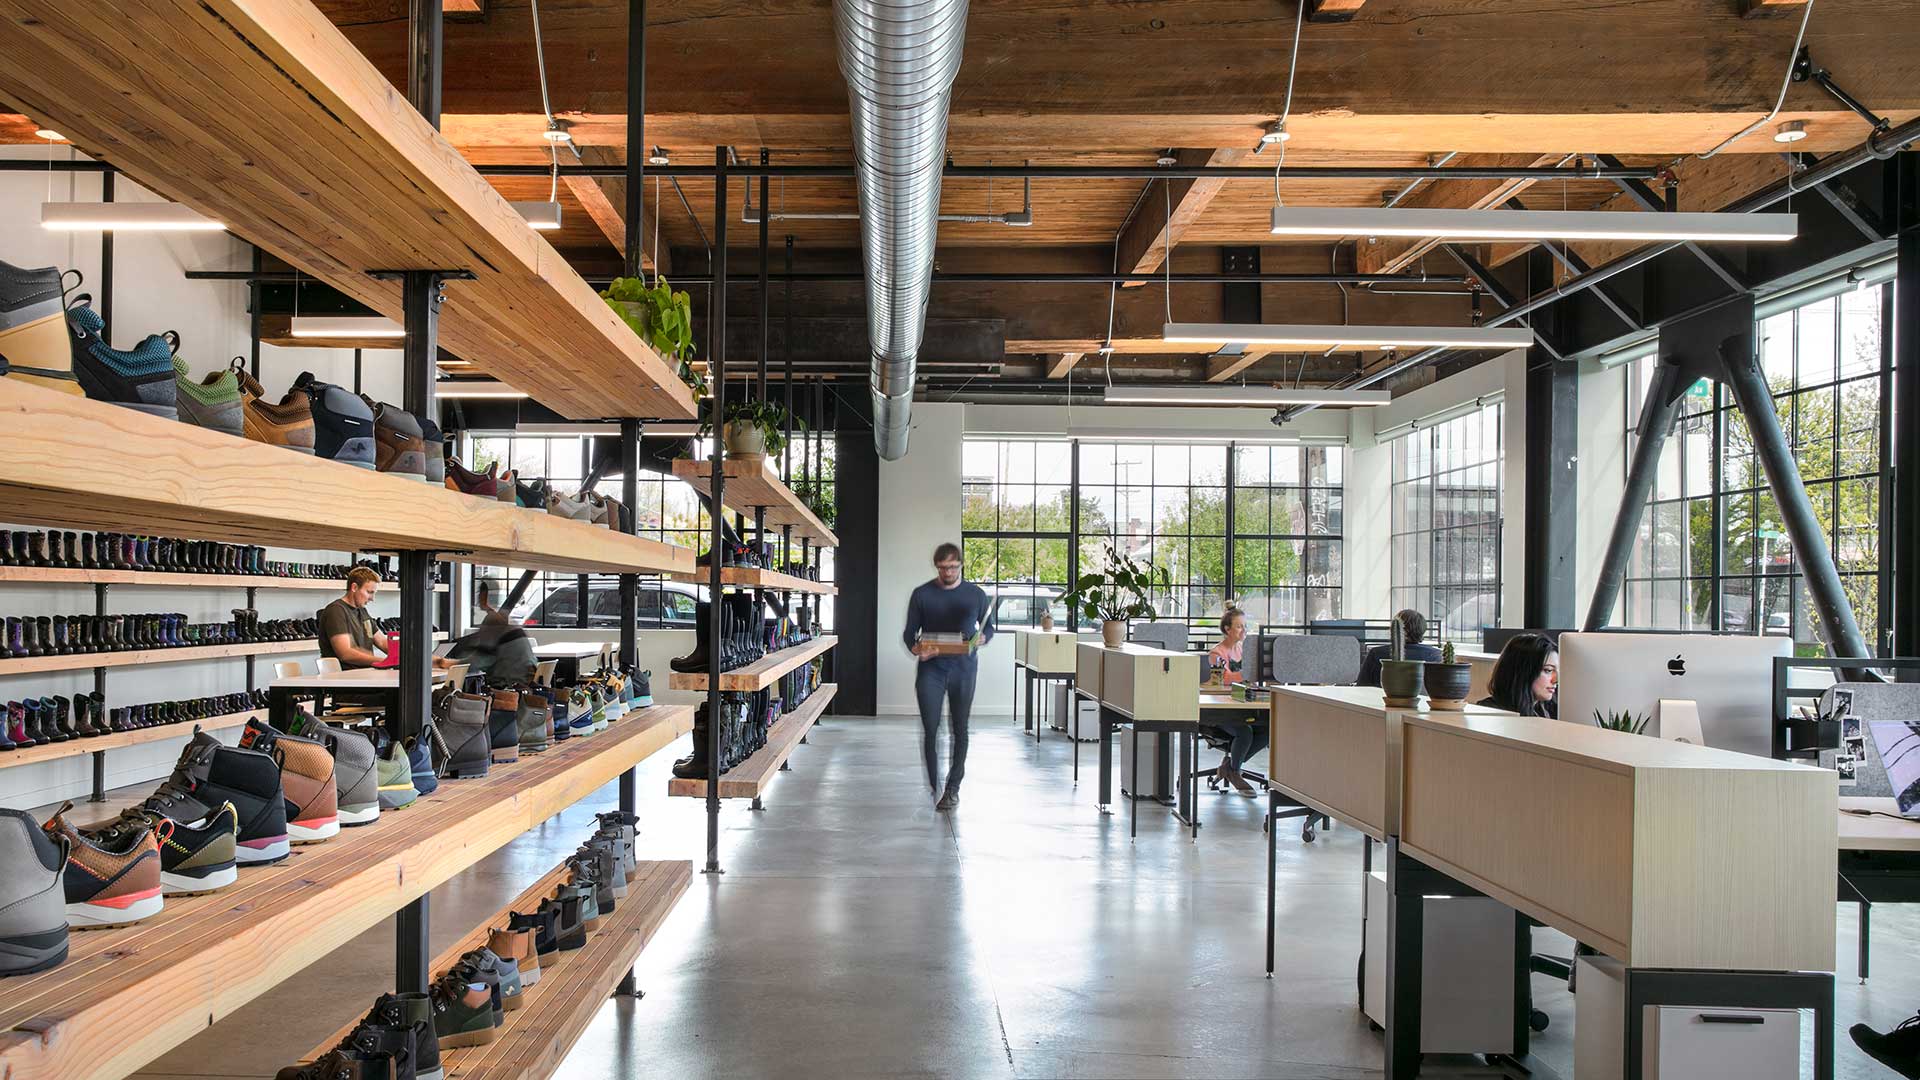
[1308,0,1368,21]
[1045,353,1085,379]
[1116,147,1249,287]
[1205,349,1272,382]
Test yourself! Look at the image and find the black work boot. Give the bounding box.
[669,602,711,674]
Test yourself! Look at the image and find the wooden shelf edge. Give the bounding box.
[0,633,446,678]
[669,458,838,548]
[667,683,836,799]
[667,566,838,595]
[0,567,450,592]
[0,702,696,1080]
[665,635,838,692]
[0,710,260,770]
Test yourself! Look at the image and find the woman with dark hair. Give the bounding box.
[1477,633,1559,717]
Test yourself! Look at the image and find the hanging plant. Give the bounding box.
[601,275,707,397]
[698,399,800,459]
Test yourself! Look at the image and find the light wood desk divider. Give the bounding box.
[1008,628,1079,674]
[1397,711,1837,973]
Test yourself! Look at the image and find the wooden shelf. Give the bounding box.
[669,683,836,799]
[0,383,695,577]
[666,635,837,692]
[672,458,838,547]
[669,565,837,595]
[300,859,691,1080]
[0,633,445,679]
[0,3,694,422]
[0,703,695,1080]
[0,709,260,770]
[0,567,447,592]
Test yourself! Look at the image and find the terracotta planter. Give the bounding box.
[1101,620,1126,647]
[1424,662,1473,710]
[1039,612,1055,631]
[1380,658,1426,707]
[724,422,767,457]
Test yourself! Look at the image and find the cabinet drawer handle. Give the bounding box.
[1697,1013,1766,1025]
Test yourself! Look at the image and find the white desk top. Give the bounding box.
[1268,683,1508,718]
[1404,708,1827,776]
[270,667,449,690]
[531,642,607,660]
[1839,797,1920,852]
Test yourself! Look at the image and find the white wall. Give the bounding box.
[1577,362,1630,626]
[1,148,414,807]
[875,403,967,714]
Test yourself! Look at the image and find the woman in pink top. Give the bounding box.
[1207,608,1246,685]
[1204,609,1265,795]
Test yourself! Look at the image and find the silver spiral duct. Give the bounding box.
[833,0,969,460]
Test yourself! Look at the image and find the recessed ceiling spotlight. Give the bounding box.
[647,147,671,166]
[1773,120,1808,143]
[1259,120,1290,146]
[33,128,63,141]
[1155,152,1178,167]
[541,118,573,144]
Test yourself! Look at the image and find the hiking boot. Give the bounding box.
[361,396,428,481]
[98,799,238,896]
[41,802,163,928]
[428,968,499,1050]
[150,730,290,865]
[373,733,419,811]
[289,719,380,827]
[487,690,521,763]
[237,370,317,454]
[556,877,602,932]
[240,719,340,843]
[324,992,434,1080]
[292,372,376,469]
[1851,1013,1920,1079]
[567,689,597,740]
[545,893,589,953]
[487,926,541,989]
[459,947,524,1013]
[507,905,563,971]
[65,297,177,418]
[632,669,653,707]
[595,811,639,881]
[516,695,551,754]
[577,840,625,902]
[438,693,492,779]
[419,416,446,486]
[0,808,70,976]
[172,351,245,436]
[0,259,83,396]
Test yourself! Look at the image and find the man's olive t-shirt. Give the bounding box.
[317,597,379,668]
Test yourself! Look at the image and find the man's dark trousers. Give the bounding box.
[916,654,976,795]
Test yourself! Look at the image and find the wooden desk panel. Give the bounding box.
[1076,642,1105,700]
[1399,712,1836,972]
[1267,686,1399,840]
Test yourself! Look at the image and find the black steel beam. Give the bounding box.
[1504,198,1644,331]
[705,147,728,876]
[188,269,1469,286]
[1585,355,1690,630]
[1597,154,1751,294]
[624,0,646,276]
[1895,154,1920,660]
[1523,351,1581,628]
[1786,152,1886,241]
[618,418,641,672]
[1442,244,1567,362]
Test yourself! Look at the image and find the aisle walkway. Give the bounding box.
[137,710,1920,1079]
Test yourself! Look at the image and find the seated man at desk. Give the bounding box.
[1356,609,1442,687]
[1205,608,1265,796]
[318,567,453,671]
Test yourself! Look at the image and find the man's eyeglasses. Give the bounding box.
[935,563,962,572]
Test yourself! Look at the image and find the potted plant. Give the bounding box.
[600,276,707,397]
[1379,615,1426,707]
[1592,708,1652,735]
[1060,545,1168,647]
[1424,641,1474,711]
[700,400,796,460]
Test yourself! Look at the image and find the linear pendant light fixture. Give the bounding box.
[510,200,564,231]
[42,201,225,232]
[1103,386,1390,407]
[1162,322,1536,351]
[1267,206,1798,243]
[289,316,406,339]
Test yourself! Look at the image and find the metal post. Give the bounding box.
[99,171,112,337]
[623,0,646,275]
[619,419,642,673]
[783,235,795,483]
[1718,334,1872,661]
[1584,357,1690,630]
[1524,353,1581,628]
[759,148,771,401]
[1894,154,1919,660]
[1382,839,1424,1080]
[248,246,262,379]
[397,897,430,994]
[705,147,729,875]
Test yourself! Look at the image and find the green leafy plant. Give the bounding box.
[1061,544,1169,624]
[601,276,706,396]
[796,477,836,528]
[1592,709,1652,735]
[699,399,800,459]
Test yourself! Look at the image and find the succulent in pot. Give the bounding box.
[1423,641,1474,711]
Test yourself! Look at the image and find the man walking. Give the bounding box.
[903,543,995,811]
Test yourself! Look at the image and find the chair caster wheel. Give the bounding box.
[1529,1009,1550,1033]
[1301,824,1315,843]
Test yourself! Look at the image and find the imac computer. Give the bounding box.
[1557,632,1792,759]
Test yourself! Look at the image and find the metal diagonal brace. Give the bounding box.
[1594,155,1751,294]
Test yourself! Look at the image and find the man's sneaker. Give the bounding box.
[362,395,428,481]
[438,693,492,780]
[172,352,245,437]
[514,478,549,512]
[1851,1013,1920,1079]
[288,718,380,826]
[0,259,83,396]
[240,720,340,843]
[292,372,376,469]
[487,926,541,989]
[373,732,420,811]
[149,730,290,865]
[64,297,177,419]
[0,808,70,976]
[419,416,446,486]
[97,800,238,896]
[632,669,653,708]
[428,968,500,1050]
[237,371,317,454]
[545,490,595,524]
[442,460,501,499]
[41,803,162,928]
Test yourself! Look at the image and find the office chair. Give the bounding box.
[316,657,343,674]
[273,661,304,679]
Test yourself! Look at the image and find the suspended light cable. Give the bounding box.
[1699,0,1815,159]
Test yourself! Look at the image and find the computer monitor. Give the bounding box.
[1482,627,1574,654]
[1557,632,1792,759]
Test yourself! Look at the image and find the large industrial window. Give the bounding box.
[1622,285,1889,655]
[960,438,1345,638]
[1387,401,1504,638]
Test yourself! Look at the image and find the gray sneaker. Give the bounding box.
[439,693,492,779]
[373,734,419,811]
[0,808,71,976]
[173,354,246,437]
[290,717,380,827]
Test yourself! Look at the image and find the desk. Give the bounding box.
[1092,692,1267,840]
[268,667,450,740]
[1837,796,1920,979]
[532,640,608,682]
[1006,628,1080,740]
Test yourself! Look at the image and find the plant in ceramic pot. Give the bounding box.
[1424,641,1474,711]
[1592,708,1652,735]
[600,276,706,397]
[1060,545,1167,647]
[700,400,796,460]
[1379,615,1426,707]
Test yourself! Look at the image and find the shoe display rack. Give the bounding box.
[0,704,694,1080]
[0,707,262,768]
[671,456,839,547]
[667,634,840,693]
[296,857,692,1080]
[667,683,838,801]
[670,564,838,596]
[0,566,449,592]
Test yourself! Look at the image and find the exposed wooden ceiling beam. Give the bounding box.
[1045,353,1085,379]
[1115,147,1248,287]
[1353,154,1565,275]
[560,145,667,274]
[1205,349,1272,382]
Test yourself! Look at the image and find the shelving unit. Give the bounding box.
[0,703,694,1080]
[667,635,838,693]
[0,708,260,769]
[672,457,839,547]
[670,565,837,595]
[0,633,446,678]
[0,2,696,423]
[669,684,838,800]
[298,858,692,1080]
[0,567,447,591]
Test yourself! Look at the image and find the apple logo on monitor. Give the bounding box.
[1668,654,1687,676]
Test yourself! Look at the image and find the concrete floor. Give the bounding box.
[112,709,1920,1079]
